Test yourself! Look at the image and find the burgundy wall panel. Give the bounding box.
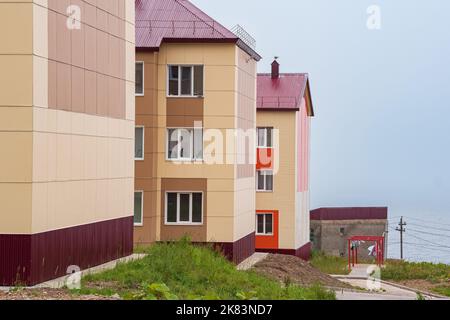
[0,235,31,286]
[0,217,133,286]
[214,232,256,265]
[311,207,388,221]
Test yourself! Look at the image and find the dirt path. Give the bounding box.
[252,254,352,289]
[0,288,118,300]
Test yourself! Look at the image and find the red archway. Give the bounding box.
[348,236,385,271]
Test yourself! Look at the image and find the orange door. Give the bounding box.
[255,210,279,249]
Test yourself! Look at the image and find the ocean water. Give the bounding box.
[386,213,450,265]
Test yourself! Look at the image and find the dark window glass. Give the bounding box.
[192,193,203,223]
[167,193,177,223]
[135,127,144,159]
[266,172,273,191]
[169,66,179,95]
[181,66,192,95]
[193,65,204,96]
[257,215,265,234]
[135,63,144,94]
[179,194,190,222]
[265,214,273,234]
[266,128,273,147]
[134,192,143,224]
[257,171,265,190]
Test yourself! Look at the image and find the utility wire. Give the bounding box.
[402,216,450,227]
[405,232,450,249]
[402,242,450,254]
[407,222,450,233]
[407,228,450,239]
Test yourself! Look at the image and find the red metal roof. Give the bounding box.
[310,207,388,221]
[135,0,261,60]
[257,73,310,111]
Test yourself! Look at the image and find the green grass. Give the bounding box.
[310,251,350,275]
[76,240,335,300]
[382,260,450,297]
[432,286,450,297]
[381,260,450,282]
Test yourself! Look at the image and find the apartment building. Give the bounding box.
[133,0,261,263]
[255,60,315,259]
[0,0,135,286]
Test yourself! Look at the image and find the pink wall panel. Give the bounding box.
[297,99,310,193]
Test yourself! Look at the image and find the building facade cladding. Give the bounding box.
[134,42,258,264]
[0,0,135,286]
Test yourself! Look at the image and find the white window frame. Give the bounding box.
[256,170,274,192]
[167,65,204,97]
[165,192,204,226]
[257,127,273,148]
[135,126,145,161]
[256,213,274,236]
[166,128,203,162]
[135,61,144,96]
[134,191,144,227]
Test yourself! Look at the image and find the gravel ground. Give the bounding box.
[253,254,352,289]
[0,288,119,301]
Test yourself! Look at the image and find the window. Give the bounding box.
[257,127,273,148]
[165,192,203,225]
[256,213,273,235]
[167,128,203,161]
[256,170,273,192]
[168,65,204,97]
[135,127,144,160]
[135,62,144,95]
[134,191,143,226]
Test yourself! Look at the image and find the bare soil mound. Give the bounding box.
[253,254,352,289]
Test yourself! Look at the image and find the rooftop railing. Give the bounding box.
[136,19,222,36]
[231,24,256,50]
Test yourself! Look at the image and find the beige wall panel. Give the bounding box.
[0,132,33,183]
[206,191,235,218]
[0,107,33,131]
[0,183,32,234]
[206,217,234,243]
[204,66,236,92]
[0,2,33,54]
[0,55,33,107]
[203,92,236,117]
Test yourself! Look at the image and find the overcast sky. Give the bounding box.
[192,0,450,222]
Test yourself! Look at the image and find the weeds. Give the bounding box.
[78,240,335,300]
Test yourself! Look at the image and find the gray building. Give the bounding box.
[310,207,388,259]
